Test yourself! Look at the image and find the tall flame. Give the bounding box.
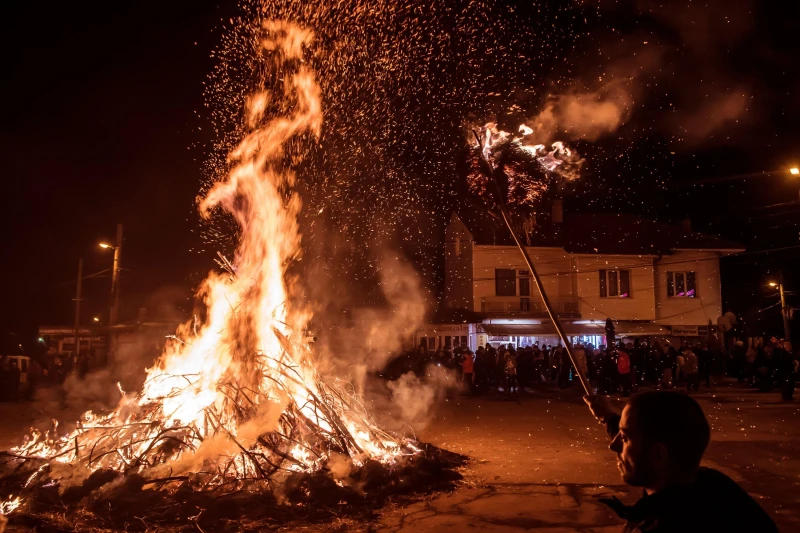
[5,21,409,510]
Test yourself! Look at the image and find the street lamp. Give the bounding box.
[93,316,100,323]
[99,224,123,325]
[767,278,791,341]
[790,167,799,176]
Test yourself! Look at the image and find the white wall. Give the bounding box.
[575,255,657,321]
[444,214,726,328]
[654,251,722,326]
[444,214,474,309]
[472,246,573,311]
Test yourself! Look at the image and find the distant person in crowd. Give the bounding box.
[50,356,65,385]
[684,346,699,392]
[474,346,488,393]
[597,348,615,395]
[730,340,747,381]
[745,342,758,386]
[674,349,685,385]
[573,343,588,385]
[25,357,42,400]
[754,344,774,392]
[504,348,518,397]
[461,349,475,394]
[646,342,661,385]
[775,341,795,402]
[517,346,531,389]
[0,357,9,401]
[78,352,92,380]
[617,344,631,396]
[533,343,544,383]
[631,338,644,391]
[557,345,572,389]
[585,391,778,532]
[697,343,712,388]
[661,345,675,389]
[7,359,21,401]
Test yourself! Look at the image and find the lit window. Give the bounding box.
[599,269,631,298]
[667,271,697,297]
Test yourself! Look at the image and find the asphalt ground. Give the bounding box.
[0,379,797,532]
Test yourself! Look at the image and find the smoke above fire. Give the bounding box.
[521,79,634,144]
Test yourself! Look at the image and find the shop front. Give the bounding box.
[414,323,477,352]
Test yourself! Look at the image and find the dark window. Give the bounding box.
[668,271,697,298]
[445,336,452,347]
[599,269,607,297]
[600,269,631,298]
[428,337,436,350]
[675,272,685,296]
[495,268,517,296]
[608,270,619,297]
[519,270,531,296]
[686,272,697,297]
[460,335,468,346]
[620,270,631,298]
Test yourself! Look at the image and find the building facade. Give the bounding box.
[427,203,743,351]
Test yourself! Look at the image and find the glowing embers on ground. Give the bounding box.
[0,21,429,528]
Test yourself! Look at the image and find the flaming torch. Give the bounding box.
[471,125,591,395]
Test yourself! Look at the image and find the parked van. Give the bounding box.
[3,354,31,388]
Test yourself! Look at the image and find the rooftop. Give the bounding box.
[453,201,744,255]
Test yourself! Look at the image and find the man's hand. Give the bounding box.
[584,394,614,422]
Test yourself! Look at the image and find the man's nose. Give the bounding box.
[609,435,622,453]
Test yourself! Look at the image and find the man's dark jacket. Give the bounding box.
[602,414,779,533]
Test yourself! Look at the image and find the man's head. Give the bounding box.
[610,391,710,490]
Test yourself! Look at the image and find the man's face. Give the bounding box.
[609,405,657,487]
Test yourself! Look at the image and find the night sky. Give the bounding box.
[3,0,800,347]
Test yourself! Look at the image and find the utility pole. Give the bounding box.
[109,223,123,325]
[779,272,791,342]
[73,258,83,358]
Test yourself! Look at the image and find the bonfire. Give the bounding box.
[0,21,461,532]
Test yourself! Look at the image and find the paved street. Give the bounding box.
[371,381,800,532]
[1,381,798,532]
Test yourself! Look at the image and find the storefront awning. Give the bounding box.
[480,321,670,337]
[613,322,671,336]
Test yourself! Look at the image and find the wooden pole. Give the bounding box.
[473,131,591,395]
[73,258,83,358]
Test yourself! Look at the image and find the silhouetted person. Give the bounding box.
[461,349,475,394]
[617,344,631,396]
[25,357,42,400]
[78,353,91,379]
[7,360,21,401]
[684,347,699,392]
[0,358,9,401]
[775,341,795,401]
[697,344,712,387]
[585,391,777,532]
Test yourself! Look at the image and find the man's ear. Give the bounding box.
[650,442,669,466]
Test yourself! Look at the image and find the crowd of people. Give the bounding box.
[396,335,798,401]
[0,352,93,402]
